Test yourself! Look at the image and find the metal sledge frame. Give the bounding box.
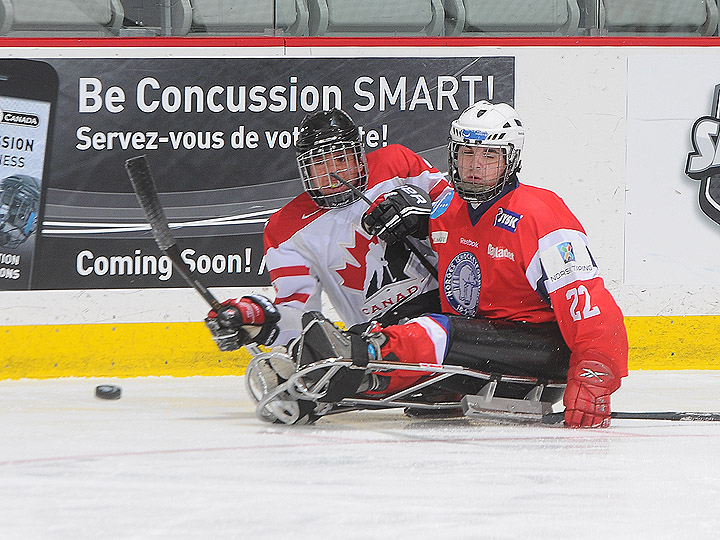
[249,350,567,423]
[248,349,720,424]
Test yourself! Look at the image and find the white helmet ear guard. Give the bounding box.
[448,101,525,203]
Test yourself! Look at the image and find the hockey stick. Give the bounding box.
[330,172,439,279]
[125,155,264,356]
[541,410,720,424]
[124,155,223,311]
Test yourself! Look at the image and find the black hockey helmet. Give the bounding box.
[295,109,368,209]
[296,108,360,153]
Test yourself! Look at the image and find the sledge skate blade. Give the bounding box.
[461,395,553,421]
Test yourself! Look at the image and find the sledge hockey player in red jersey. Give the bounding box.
[205,108,450,350]
[288,101,629,428]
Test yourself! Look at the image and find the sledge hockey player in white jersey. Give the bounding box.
[204,108,450,351]
[247,101,629,429]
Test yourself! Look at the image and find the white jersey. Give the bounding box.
[264,144,451,345]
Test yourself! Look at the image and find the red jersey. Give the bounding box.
[428,181,628,376]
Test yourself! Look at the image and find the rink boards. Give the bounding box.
[1,315,718,379]
[1,38,719,378]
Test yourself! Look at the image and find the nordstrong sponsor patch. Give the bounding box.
[539,240,597,293]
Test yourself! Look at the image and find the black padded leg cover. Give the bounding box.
[445,316,570,381]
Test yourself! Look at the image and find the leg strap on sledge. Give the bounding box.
[290,312,386,403]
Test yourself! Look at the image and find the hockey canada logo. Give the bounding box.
[444,251,481,317]
[685,83,720,226]
[335,229,419,319]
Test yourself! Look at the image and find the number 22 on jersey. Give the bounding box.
[566,285,601,321]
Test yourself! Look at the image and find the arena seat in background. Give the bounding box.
[0,0,124,36]
[443,0,580,36]
[155,0,191,35]
[306,0,444,36]
[186,0,309,36]
[0,0,10,35]
[590,0,718,36]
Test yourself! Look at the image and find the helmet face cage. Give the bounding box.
[297,140,368,209]
[447,101,524,204]
[295,108,369,209]
[448,140,520,203]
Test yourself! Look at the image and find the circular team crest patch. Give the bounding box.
[444,251,481,316]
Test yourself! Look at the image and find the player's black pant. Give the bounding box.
[437,316,571,403]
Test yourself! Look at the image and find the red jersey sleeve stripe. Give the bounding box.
[269,265,311,281]
[429,178,451,200]
[275,292,311,305]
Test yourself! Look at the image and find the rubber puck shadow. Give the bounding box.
[95,384,122,400]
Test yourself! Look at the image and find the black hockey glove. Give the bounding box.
[361,185,432,244]
[205,295,280,351]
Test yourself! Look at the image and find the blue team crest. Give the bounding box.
[431,190,454,219]
[557,241,575,263]
[443,251,481,317]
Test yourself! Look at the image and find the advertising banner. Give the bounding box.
[0,59,57,290]
[0,56,515,290]
[626,55,720,286]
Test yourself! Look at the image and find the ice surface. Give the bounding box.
[1,371,719,540]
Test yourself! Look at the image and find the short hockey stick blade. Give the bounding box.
[542,410,720,424]
[124,155,222,312]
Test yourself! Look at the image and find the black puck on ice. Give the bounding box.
[95,384,122,400]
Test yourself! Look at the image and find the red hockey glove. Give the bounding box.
[205,295,280,351]
[564,358,621,428]
[361,185,432,244]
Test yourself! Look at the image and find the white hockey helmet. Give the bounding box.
[448,101,525,203]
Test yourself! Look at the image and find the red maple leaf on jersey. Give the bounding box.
[336,231,378,291]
